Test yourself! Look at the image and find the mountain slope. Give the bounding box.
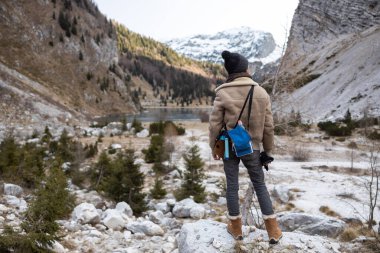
[0,0,226,130]
[273,0,380,121]
[166,27,280,65]
[115,23,225,107]
[0,0,139,119]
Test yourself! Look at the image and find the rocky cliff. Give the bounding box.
[275,0,380,121]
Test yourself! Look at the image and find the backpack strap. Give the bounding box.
[234,86,254,129]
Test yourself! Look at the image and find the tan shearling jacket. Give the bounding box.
[209,77,274,154]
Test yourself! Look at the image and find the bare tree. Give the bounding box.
[365,142,379,230]
[347,141,358,172]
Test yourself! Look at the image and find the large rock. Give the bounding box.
[178,219,342,253]
[72,203,101,225]
[278,212,347,238]
[149,210,165,224]
[4,195,27,212]
[116,201,133,217]
[3,183,23,197]
[101,209,129,230]
[172,198,205,219]
[272,185,291,203]
[136,129,149,138]
[154,202,171,214]
[126,220,164,236]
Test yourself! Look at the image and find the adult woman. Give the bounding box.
[209,51,282,244]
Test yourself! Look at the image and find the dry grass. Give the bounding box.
[285,203,296,211]
[291,145,311,161]
[289,188,303,192]
[319,205,341,218]
[340,227,359,242]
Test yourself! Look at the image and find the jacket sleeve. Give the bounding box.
[209,91,224,149]
[262,94,274,154]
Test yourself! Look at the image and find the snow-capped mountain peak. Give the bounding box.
[165,26,280,64]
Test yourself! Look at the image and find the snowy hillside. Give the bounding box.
[166,27,281,65]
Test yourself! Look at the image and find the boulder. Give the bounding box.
[272,185,291,203]
[126,220,164,236]
[4,195,27,212]
[278,212,347,238]
[4,183,23,197]
[116,201,133,217]
[110,143,122,150]
[154,202,171,214]
[149,210,165,224]
[72,203,101,225]
[102,209,128,230]
[136,129,149,138]
[172,198,205,219]
[178,219,342,253]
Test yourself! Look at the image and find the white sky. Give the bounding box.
[93,0,299,45]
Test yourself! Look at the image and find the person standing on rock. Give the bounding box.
[209,50,282,244]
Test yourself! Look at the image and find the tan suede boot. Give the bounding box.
[227,214,243,240]
[263,215,282,244]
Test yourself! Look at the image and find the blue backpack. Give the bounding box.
[227,86,254,157]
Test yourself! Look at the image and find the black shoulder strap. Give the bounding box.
[234,86,254,129]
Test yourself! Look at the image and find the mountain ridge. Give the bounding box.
[166,26,281,65]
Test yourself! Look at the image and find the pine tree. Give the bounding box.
[175,145,206,203]
[150,177,167,199]
[100,149,147,215]
[0,164,74,251]
[91,151,111,188]
[344,109,352,125]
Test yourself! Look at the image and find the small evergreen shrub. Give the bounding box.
[175,145,206,203]
[149,121,185,136]
[142,134,169,164]
[92,150,147,215]
[132,118,143,133]
[150,177,167,199]
[368,130,380,140]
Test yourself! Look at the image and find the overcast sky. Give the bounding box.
[93,0,299,45]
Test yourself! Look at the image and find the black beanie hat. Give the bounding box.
[221,50,249,75]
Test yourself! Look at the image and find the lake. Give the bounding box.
[95,107,213,124]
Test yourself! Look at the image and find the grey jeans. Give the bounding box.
[223,150,274,216]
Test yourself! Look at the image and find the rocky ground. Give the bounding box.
[0,121,379,253]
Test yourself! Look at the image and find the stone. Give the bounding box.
[126,220,164,236]
[178,219,342,253]
[136,129,149,138]
[4,183,23,197]
[155,202,171,214]
[278,212,347,238]
[149,210,165,224]
[189,205,205,220]
[161,217,181,229]
[161,242,176,253]
[0,204,9,214]
[272,185,290,203]
[72,203,101,225]
[102,209,128,230]
[111,143,122,149]
[217,197,227,205]
[172,198,206,219]
[50,241,67,253]
[116,201,133,217]
[61,162,71,172]
[4,195,27,212]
